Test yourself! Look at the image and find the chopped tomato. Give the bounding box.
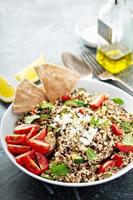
[5,134,27,145]
[98,160,115,174]
[31,127,47,140]
[27,139,50,154]
[115,142,133,153]
[8,144,30,155]
[111,124,123,136]
[112,154,123,167]
[35,152,49,173]
[25,156,42,175]
[16,150,35,165]
[26,126,40,140]
[61,95,70,101]
[78,109,85,115]
[90,94,108,109]
[14,124,39,134]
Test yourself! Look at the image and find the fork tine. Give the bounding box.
[81,52,101,77]
[81,50,102,75]
[82,47,104,74]
[82,47,104,71]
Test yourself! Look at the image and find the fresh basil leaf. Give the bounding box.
[121,122,132,133]
[112,98,124,106]
[24,114,40,124]
[38,101,54,109]
[123,133,133,145]
[86,147,97,160]
[50,163,69,176]
[90,116,99,127]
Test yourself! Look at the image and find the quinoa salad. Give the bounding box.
[6,88,133,183]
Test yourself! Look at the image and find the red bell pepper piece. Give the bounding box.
[90,94,108,109]
[115,142,133,153]
[61,95,70,101]
[78,109,85,115]
[111,154,123,167]
[98,160,115,174]
[111,124,123,136]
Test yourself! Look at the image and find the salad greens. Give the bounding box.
[90,116,99,127]
[123,133,133,145]
[121,122,132,133]
[86,147,97,160]
[50,163,69,176]
[38,101,54,109]
[112,98,124,106]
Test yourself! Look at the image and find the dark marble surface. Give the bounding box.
[0,0,133,199]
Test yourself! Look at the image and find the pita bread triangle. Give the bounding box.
[13,79,46,113]
[35,63,80,102]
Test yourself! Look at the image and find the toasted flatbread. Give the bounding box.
[13,79,46,113]
[35,64,80,102]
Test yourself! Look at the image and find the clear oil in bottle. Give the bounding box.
[96,0,133,74]
[96,42,132,74]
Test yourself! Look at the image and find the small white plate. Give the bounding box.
[1,79,133,187]
[75,16,98,48]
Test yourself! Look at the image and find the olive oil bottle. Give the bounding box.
[96,0,133,74]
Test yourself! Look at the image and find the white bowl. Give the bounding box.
[1,79,133,187]
[75,16,97,48]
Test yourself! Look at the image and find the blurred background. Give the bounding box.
[0,0,132,83]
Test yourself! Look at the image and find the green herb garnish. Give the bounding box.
[99,119,110,127]
[71,152,84,164]
[90,116,99,127]
[121,122,132,133]
[64,100,86,107]
[38,101,54,109]
[86,147,97,160]
[74,100,87,107]
[112,98,124,106]
[123,133,133,145]
[24,114,40,124]
[64,100,78,107]
[40,114,51,119]
[50,163,69,176]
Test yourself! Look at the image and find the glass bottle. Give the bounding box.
[96,0,133,74]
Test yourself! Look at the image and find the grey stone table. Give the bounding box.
[0,0,133,200]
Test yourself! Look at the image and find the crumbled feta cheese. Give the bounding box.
[54,113,72,125]
[80,137,90,146]
[80,127,97,146]
[82,114,91,123]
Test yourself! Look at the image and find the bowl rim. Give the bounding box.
[75,15,97,48]
[1,79,133,187]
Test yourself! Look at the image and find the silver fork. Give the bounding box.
[81,47,133,96]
